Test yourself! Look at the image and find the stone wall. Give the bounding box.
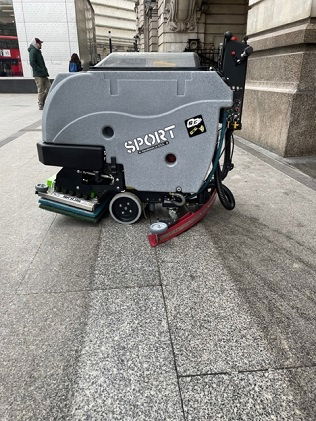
[157,0,207,52]
[204,0,247,47]
[158,0,247,51]
[241,0,316,156]
[138,1,247,53]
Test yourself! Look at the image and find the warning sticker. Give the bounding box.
[185,115,206,138]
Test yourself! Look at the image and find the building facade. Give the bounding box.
[135,0,247,53]
[0,0,97,78]
[242,0,316,157]
[91,0,137,57]
[135,0,316,157]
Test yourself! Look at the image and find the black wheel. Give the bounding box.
[109,192,142,224]
[35,183,48,193]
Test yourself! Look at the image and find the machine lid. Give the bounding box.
[94,52,200,69]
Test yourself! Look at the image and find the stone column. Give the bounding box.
[135,0,159,52]
[157,0,207,52]
[135,0,145,51]
[149,2,159,51]
[241,0,316,156]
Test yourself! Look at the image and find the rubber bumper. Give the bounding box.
[37,142,105,170]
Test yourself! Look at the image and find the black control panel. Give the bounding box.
[218,32,253,130]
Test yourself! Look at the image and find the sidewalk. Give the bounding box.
[0,94,315,420]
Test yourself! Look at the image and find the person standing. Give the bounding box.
[28,38,50,110]
[69,53,82,72]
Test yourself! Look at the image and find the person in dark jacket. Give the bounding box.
[28,38,50,110]
[69,53,82,72]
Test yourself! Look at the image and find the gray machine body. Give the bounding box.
[43,54,232,193]
[95,52,201,68]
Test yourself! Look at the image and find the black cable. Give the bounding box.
[230,133,235,161]
[220,129,234,180]
[214,163,235,210]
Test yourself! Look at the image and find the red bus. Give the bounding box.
[0,35,23,76]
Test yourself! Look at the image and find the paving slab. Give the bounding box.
[236,136,316,182]
[286,156,316,178]
[180,366,316,420]
[69,287,184,421]
[18,216,102,293]
[0,94,40,142]
[223,147,316,242]
[0,291,89,421]
[0,132,57,291]
[93,217,160,289]
[157,223,316,375]
[158,256,274,375]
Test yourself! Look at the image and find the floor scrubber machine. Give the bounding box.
[35,32,252,246]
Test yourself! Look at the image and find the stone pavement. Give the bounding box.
[0,94,315,420]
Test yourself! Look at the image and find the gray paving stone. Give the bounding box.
[0,132,58,292]
[226,148,316,241]
[18,216,102,293]
[93,217,160,289]
[0,94,39,142]
[180,367,316,420]
[69,287,184,421]
[0,291,88,421]
[159,260,274,375]
[157,220,316,375]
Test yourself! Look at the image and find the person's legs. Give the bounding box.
[34,77,46,110]
[42,77,51,106]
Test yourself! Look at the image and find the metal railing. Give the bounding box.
[184,39,220,69]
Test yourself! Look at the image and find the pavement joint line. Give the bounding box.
[178,364,316,378]
[271,363,316,372]
[13,284,162,297]
[154,247,186,421]
[15,214,57,293]
[235,136,316,191]
[0,119,41,149]
[179,371,230,379]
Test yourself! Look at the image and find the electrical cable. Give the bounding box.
[214,164,235,210]
[186,112,235,208]
[231,133,235,161]
[196,112,228,195]
[220,128,234,180]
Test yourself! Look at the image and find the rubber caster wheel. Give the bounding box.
[35,183,48,193]
[109,192,142,224]
[149,222,168,235]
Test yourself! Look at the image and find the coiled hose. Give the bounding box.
[196,114,228,195]
[214,164,235,210]
[214,128,235,210]
[187,115,235,210]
